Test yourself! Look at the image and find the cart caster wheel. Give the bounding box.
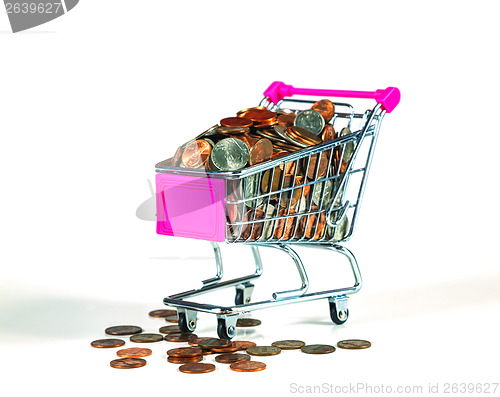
[235,282,254,306]
[329,301,349,325]
[217,318,236,340]
[178,312,197,333]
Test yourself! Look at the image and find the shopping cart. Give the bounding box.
[155,82,400,339]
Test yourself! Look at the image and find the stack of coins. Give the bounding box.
[161,99,354,244]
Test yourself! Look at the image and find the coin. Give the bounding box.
[321,124,336,142]
[167,356,203,364]
[172,146,183,167]
[110,358,146,369]
[286,126,322,146]
[197,338,232,349]
[105,325,143,336]
[235,133,257,149]
[167,347,203,358]
[181,139,212,168]
[165,315,178,323]
[116,348,152,358]
[236,106,268,117]
[221,116,253,128]
[246,346,281,356]
[277,113,296,127]
[273,125,309,149]
[236,318,261,327]
[312,99,335,123]
[300,344,336,354]
[303,211,326,240]
[294,109,325,136]
[211,137,249,171]
[216,125,250,135]
[164,333,194,343]
[233,341,257,351]
[337,339,371,349]
[178,363,216,374]
[271,340,306,350]
[91,339,125,348]
[129,333,164,343]
[211,342,240,353]
[241,108,276,124]
[306,152,329,180]
[241,208,265,241]
[333,214,349,241]
[188,335,213,346]
[243,174,263,208]
[230,360,266,372]
[249,138,273,166]
[149,309,177,318]
[215,353,251,364]
[312,180,334,207]
[159,325,181,334]
[274,208,298,240]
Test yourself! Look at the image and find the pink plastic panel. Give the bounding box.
[156,173,226,242]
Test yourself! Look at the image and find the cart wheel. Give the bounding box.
[217,318,236,340]
[178,312,196,333]
[235,289,245,306]
[329,301,349,325]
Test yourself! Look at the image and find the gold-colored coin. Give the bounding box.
[271,340,306,350]
[337,339,371,349]
[246,346,281,356]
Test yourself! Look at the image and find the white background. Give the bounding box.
[1,1,499,396]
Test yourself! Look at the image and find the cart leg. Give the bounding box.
[201,241,224,287]
[234,246,262,305]
[267,243,309,300]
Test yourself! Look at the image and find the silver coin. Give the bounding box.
[261,204,276,240]
[339,127,355,165]
[294,109,325,136]
[244,174,263,208]
[273,125,308,149]
[211,138,249,171]
[312,179,334,208]
[333,214,349,241]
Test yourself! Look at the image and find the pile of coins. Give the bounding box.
[91,308,371,372]
[160,100,356,243]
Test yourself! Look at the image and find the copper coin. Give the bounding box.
[321,124,336,142]
[167,347,203,358]
[274,208,298,240]
[211,342,240,353]
[234,133,257,149]
[241,209,265,241]
[277,113,296,127]
[306,152,329,180]
[181,139,212,168]
[116,348,152,358]
[271,150,290,160]
[221,117,253,128]
[159,325,181,334]
[91,338,125,348]
[188,335,213,346]
[129,333,164,343]
[303,212,327,240]
[312,99,335,123]
[237,106,268,118]
[230,360,266,372]
[164,333,194,343]
[178,363,216,374]
[110,358,146,369]
[215,353,251,364]
[233,341,257,351]
[165,314,178,323]
[249,138,273,166]
[236,318,261,327]
[271,340,306,350]
[216,125,250,135]
[246,346,281,356]
[149,309,177,318]
[301,344,336,354]
[167,355,203,364]
[337,339,371,349]
[239,108,276,123]
[197,338,232,349]
[105,325,143,336]
[287,126,322,146]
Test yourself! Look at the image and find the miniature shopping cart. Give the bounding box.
[155,82,400,339]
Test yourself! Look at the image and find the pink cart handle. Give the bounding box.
[263,81,400,113]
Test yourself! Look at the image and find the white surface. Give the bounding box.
[1,1,499,396]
